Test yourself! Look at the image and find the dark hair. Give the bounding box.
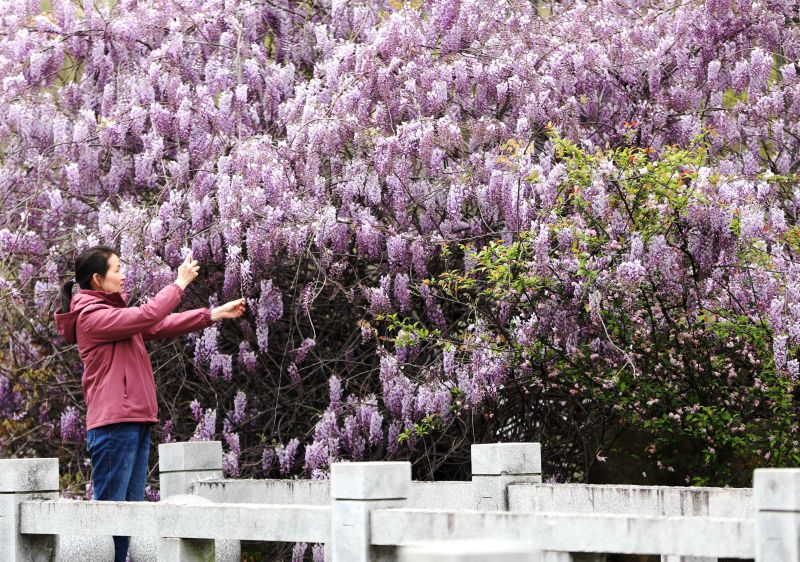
[60,245,118,313]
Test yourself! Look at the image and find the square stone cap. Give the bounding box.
[0,458,59,492]
[754,468,800,511]
[331,461,411,500]
[158,441,222,472]
[471,443,541,475]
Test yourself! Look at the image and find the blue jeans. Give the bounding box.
[87,422,151,562]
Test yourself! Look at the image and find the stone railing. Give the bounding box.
[0,440,791,561]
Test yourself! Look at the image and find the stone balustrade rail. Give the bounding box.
[0,441,789,562]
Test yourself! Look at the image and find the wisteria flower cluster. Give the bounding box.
[0,0,799,490]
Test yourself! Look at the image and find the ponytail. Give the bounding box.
[61,245,118,313]
[60,279,76,314]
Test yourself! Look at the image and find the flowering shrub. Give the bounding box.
[0,0,799,490]
[394,134,800,485]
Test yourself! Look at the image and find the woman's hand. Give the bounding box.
[211,298,246,321]
[175,253,200,290]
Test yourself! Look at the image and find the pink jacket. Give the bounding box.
[54,283,212,430]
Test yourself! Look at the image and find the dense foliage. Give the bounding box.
[421,134,800,485]
[2,0,800,491]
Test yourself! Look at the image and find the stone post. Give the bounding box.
[329,461,411,562]
[159,441,223,497]
[0,458,59,562]
[471,443,541,511]
[157,441,238,562]
[471,444,579,561]
[754,468,800,562]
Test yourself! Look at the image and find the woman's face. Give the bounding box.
[92,254,126,293]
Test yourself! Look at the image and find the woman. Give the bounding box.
[54,245,245,562]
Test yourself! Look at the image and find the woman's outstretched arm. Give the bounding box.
[142,297,246,340]
[142,307,213,340]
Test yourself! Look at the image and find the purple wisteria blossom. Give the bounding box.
[222,432,240,478]
[261,447,276,478]
[191,408,217,442]
[59,406,84,442]
[278,439,300,476]
[231,391,247,425]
